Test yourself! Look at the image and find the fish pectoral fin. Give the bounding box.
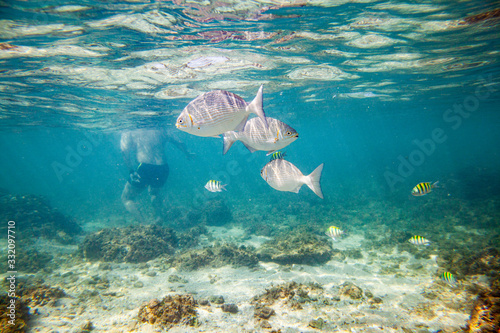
[292,186,301,193]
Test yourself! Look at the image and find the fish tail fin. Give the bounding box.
[432,181,439,188]
[221,184,228,191]
[305,163,324,199]
[222,131,237,155]
[247,85,267,128]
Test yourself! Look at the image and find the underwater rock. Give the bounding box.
[0,294,30,333]
[308,317,325,329]
[177,225,208,249]
[340,281,363,300]
[173,243,258,271]
[78,224,177,263]
[15,249,54,273]
[138,294,198,329]
[254,306,275,320]
[464,290,500,332]
[221,303,238,313]
[251,281,324,311]
[80,321,94,332]
[168,274,188,284]
[204,199,233,226]
[208,295,224,304]
[256,231,332,265]
[0,194,82,243]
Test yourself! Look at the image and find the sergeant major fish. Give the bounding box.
[260,159,324,199]
[440,271,456,286]
[326,226,344,241]
[270,151,286,161]
[412,181,439,196]
[204,180,227,192]
[408,235,431,246]
[176,86,267,137]
[222,117,298,155]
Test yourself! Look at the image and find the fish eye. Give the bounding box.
[286,131,291,136]
[178,119,184,123]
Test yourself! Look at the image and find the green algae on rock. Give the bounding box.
[78,224,177,263]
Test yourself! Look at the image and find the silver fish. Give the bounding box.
[175,86,267,137]
[260,159,324,199]
[204,180,227,192]
[222,117,298,155]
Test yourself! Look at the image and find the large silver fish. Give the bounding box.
[222,117,298,155]
[175,86,267,137]
[260,159,324,199]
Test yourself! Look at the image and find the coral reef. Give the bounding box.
[256,231,332,265]
[0,194,82,243]
[173,243,258,270]
[0,294,30,333]
[78,224,177,263]
[138,295,198,329]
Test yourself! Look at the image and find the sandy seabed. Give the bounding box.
[7,224,479,333]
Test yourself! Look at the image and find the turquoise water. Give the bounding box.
[1,1,500,330]
[1,1,499,219]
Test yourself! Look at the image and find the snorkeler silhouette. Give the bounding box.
[120,128,191,223]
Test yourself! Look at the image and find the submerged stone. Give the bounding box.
[256,231,332,265]
[0,194,82,243]
[78,225,177,263]
[173,243,258,270]
[138,294,198,329]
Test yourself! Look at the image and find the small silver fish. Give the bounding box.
[326,226,344,241]
[204,180,227,192]
[260,159,324,199]
[222,117,298,155]
[176,86,267,137]
[408,235,431,246]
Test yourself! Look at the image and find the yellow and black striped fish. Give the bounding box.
[204,180,227,192]
[270,151,286,161]
[325,226,344,241]
[411,181,439,196]
[408,235,431,246]
[440,271,456,285]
